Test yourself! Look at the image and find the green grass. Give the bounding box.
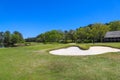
[0,43,120,80]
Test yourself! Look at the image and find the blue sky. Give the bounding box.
[0,0,120,38]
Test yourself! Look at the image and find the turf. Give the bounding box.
[0,43,120,80]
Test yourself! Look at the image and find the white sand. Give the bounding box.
[49,46,120,56]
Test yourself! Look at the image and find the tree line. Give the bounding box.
[0,31,24,47]
[1,20,120,47]
[26,20,120,43]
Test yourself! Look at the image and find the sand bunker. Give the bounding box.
[49,46,120,56]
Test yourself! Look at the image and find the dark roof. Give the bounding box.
[104,31,120,38]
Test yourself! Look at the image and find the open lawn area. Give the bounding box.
[0,43,120,80]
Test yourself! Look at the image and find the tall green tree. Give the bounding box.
[91,23,110,43]
[76,27,90,43]
[11,31,24,46]
[0,32,4,47]
[13,31,24,43]
[36,33,46,42]
[36,30,63,43]
[11,34,20,45]
[98,24,110,42]
[68,30,77,42]
[109,21,120,31]
[63,30,69,43]
[4,31,11,46]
